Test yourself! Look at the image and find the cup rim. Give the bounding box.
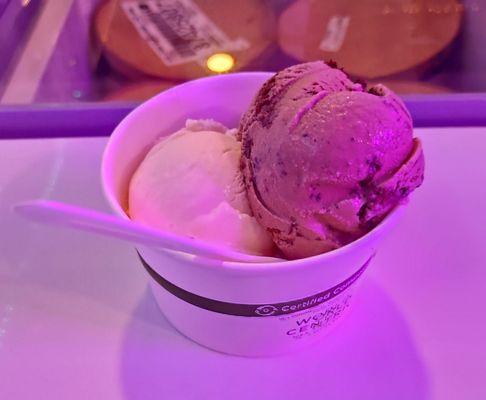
[155,205,403,273]
[101,72,404,275]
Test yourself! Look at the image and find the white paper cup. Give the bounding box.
[101,73,403,357]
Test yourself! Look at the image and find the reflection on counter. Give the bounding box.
[102,79,176,101]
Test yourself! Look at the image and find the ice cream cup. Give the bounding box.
[101,72,403,357]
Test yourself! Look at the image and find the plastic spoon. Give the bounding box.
[14,200,282,263]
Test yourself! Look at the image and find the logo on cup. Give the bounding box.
[255,305,278,316]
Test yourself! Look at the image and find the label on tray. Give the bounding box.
[121,0,249,66]
[319,15,350,52]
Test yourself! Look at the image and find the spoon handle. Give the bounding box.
[13,200,253,262]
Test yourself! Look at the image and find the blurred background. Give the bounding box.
[0,0,484,105]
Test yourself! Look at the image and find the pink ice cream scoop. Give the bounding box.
[240,61,424,259]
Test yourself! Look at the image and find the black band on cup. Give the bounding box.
[138,253,373,317]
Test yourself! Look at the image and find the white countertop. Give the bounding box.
[0,128,485,400]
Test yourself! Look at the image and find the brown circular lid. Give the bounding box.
[278,0,463,78]
[94,0,276,80]
[103,80,176,101]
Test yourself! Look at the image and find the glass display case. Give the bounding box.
[1,0,486,137]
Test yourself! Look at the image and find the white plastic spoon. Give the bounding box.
[14,200,282,263]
